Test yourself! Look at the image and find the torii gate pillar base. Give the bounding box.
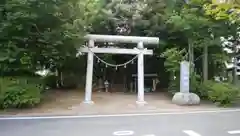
[82,100,94,105]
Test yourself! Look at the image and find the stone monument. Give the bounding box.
[172,61,200,105]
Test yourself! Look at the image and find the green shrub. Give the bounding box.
[61,73,79,89]
[190,73,204,97]
[196,81,209,99]
[42,73,79,89]
[43,75,58,89]
[167,73,179,94]
[201,80,239,106]
[0,77,43,109]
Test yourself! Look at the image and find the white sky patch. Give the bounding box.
[228,130,240,134]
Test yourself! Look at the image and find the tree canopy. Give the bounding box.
[1,0,240,85]
[0,0,101,76]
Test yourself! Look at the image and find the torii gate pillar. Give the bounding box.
[136,42,146,104]
[83,40,94,104]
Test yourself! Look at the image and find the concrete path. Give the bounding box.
[1,110,240,136]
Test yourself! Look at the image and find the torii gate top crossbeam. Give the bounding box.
[84,34,159,45]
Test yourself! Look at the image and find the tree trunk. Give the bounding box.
[188,43,194,74]
[233,55,238,85]
[233,41,238,85]
[203,45,208,82]
[55,69,59,88]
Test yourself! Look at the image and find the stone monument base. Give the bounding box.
[172,92,200,105]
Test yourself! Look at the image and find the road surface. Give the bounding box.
[0,110,240,136]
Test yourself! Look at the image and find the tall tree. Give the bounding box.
[0,0,101,76]
[204,0,240,84]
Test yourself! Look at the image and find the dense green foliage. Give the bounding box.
[200,80,239,106]
[1,0,240,109]
[0,0,101,109]
[0,77,43,109]
[0,0,101,75]
[160,47,187,93]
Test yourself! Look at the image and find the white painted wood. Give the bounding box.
[84,34,159,45]
[88,39,94,47]
[83,40,94,104]
[80,47,153,55]
[137,42,145,103]
[183,130,201,136]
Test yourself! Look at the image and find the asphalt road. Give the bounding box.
[0,111,240,136]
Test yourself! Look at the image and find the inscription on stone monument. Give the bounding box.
[180,61,189,93]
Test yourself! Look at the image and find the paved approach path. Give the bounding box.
[0,92,220,116]
[1,110,240,136]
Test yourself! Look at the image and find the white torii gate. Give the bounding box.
[81,34,159,105]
